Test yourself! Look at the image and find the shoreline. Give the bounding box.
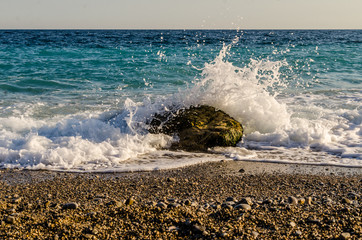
[1,160,361,239]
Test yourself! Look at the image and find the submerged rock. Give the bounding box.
[149,105,243,151]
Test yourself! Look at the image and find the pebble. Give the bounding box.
[125,197,135,206]
[226,197,237,202]
[239,197,253,206]
[234,204,251,210]
[156,201,167,209]
[340,232,351,239]
[347,192,359,200]
[295,230,302,236]
[341,198,352,204]
[288,196,298,205]
[167,177,176,183]
[192,224,206,234]
[183,199,191,206]
[252,231,259,238]
[168,203,181,208]
[289,221,296,228]
[62,202,79,210]
[5,215,15,224]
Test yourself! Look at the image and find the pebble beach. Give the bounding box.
[0,160,361,239]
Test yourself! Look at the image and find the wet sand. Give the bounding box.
[0,160,361,239]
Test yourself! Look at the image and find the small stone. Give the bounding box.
[239,168,245,173]
[263,199,273,205]
[168,203,181,208]
[288,196,298,205]
[62,202,79,210]
[220,232,228,237]
[12,197,22,204]
[341,198,352,204]
[125,197,135,206]
[192,224,206,234]
[252,231,259,238]
[239,197,253,206]
[323,197,333,205]
[156,201,167,209]
[168,226,178,232]
[167,177,176,183]
[106,200,123,208]
[340,232,351,239]
[5,215,15,224]
[347,192,359,200]
[289,221,296,228]
[222,204,233,210]
[295,230,302,236]
[234,204,251,210]
[226,197,237,202]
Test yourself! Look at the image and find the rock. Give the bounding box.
[295,230,302,236]
[239,197,253,206]
[347,192,359,200]
[149,105,243,151]
[168,203,181,208]
[5,215,15,224]
[252,231,259,238]
[234,204,251,210]
[288,196,298,205]
[289,221,296,227]
[226,197,237,202]
[167,177,176,183]
[125,197,135,206]
[62,202,79,210]
[340,232,351,239]
[192,224,206,234]
[168,226,178,232]
[184,199,192,206]
[156,202,168,209]
[106,200,123,208]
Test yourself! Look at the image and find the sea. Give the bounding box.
[0,30,361,172]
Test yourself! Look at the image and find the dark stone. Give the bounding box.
[149,105,243,151]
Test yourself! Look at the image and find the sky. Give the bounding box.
[0,0,361,29]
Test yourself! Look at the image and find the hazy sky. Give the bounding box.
[1,0,361,29]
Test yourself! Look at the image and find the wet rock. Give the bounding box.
[149,105,243,151]
[62,202,79,210]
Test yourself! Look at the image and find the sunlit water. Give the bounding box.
[0,30,361,171]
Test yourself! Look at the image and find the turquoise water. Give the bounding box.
[0,30,361,171]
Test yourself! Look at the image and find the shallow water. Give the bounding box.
[0,30,361,171]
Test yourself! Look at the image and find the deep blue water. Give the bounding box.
[0,30,361,171]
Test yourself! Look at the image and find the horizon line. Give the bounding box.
[0,28,361,31]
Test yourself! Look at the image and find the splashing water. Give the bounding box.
[0,30,361,171]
